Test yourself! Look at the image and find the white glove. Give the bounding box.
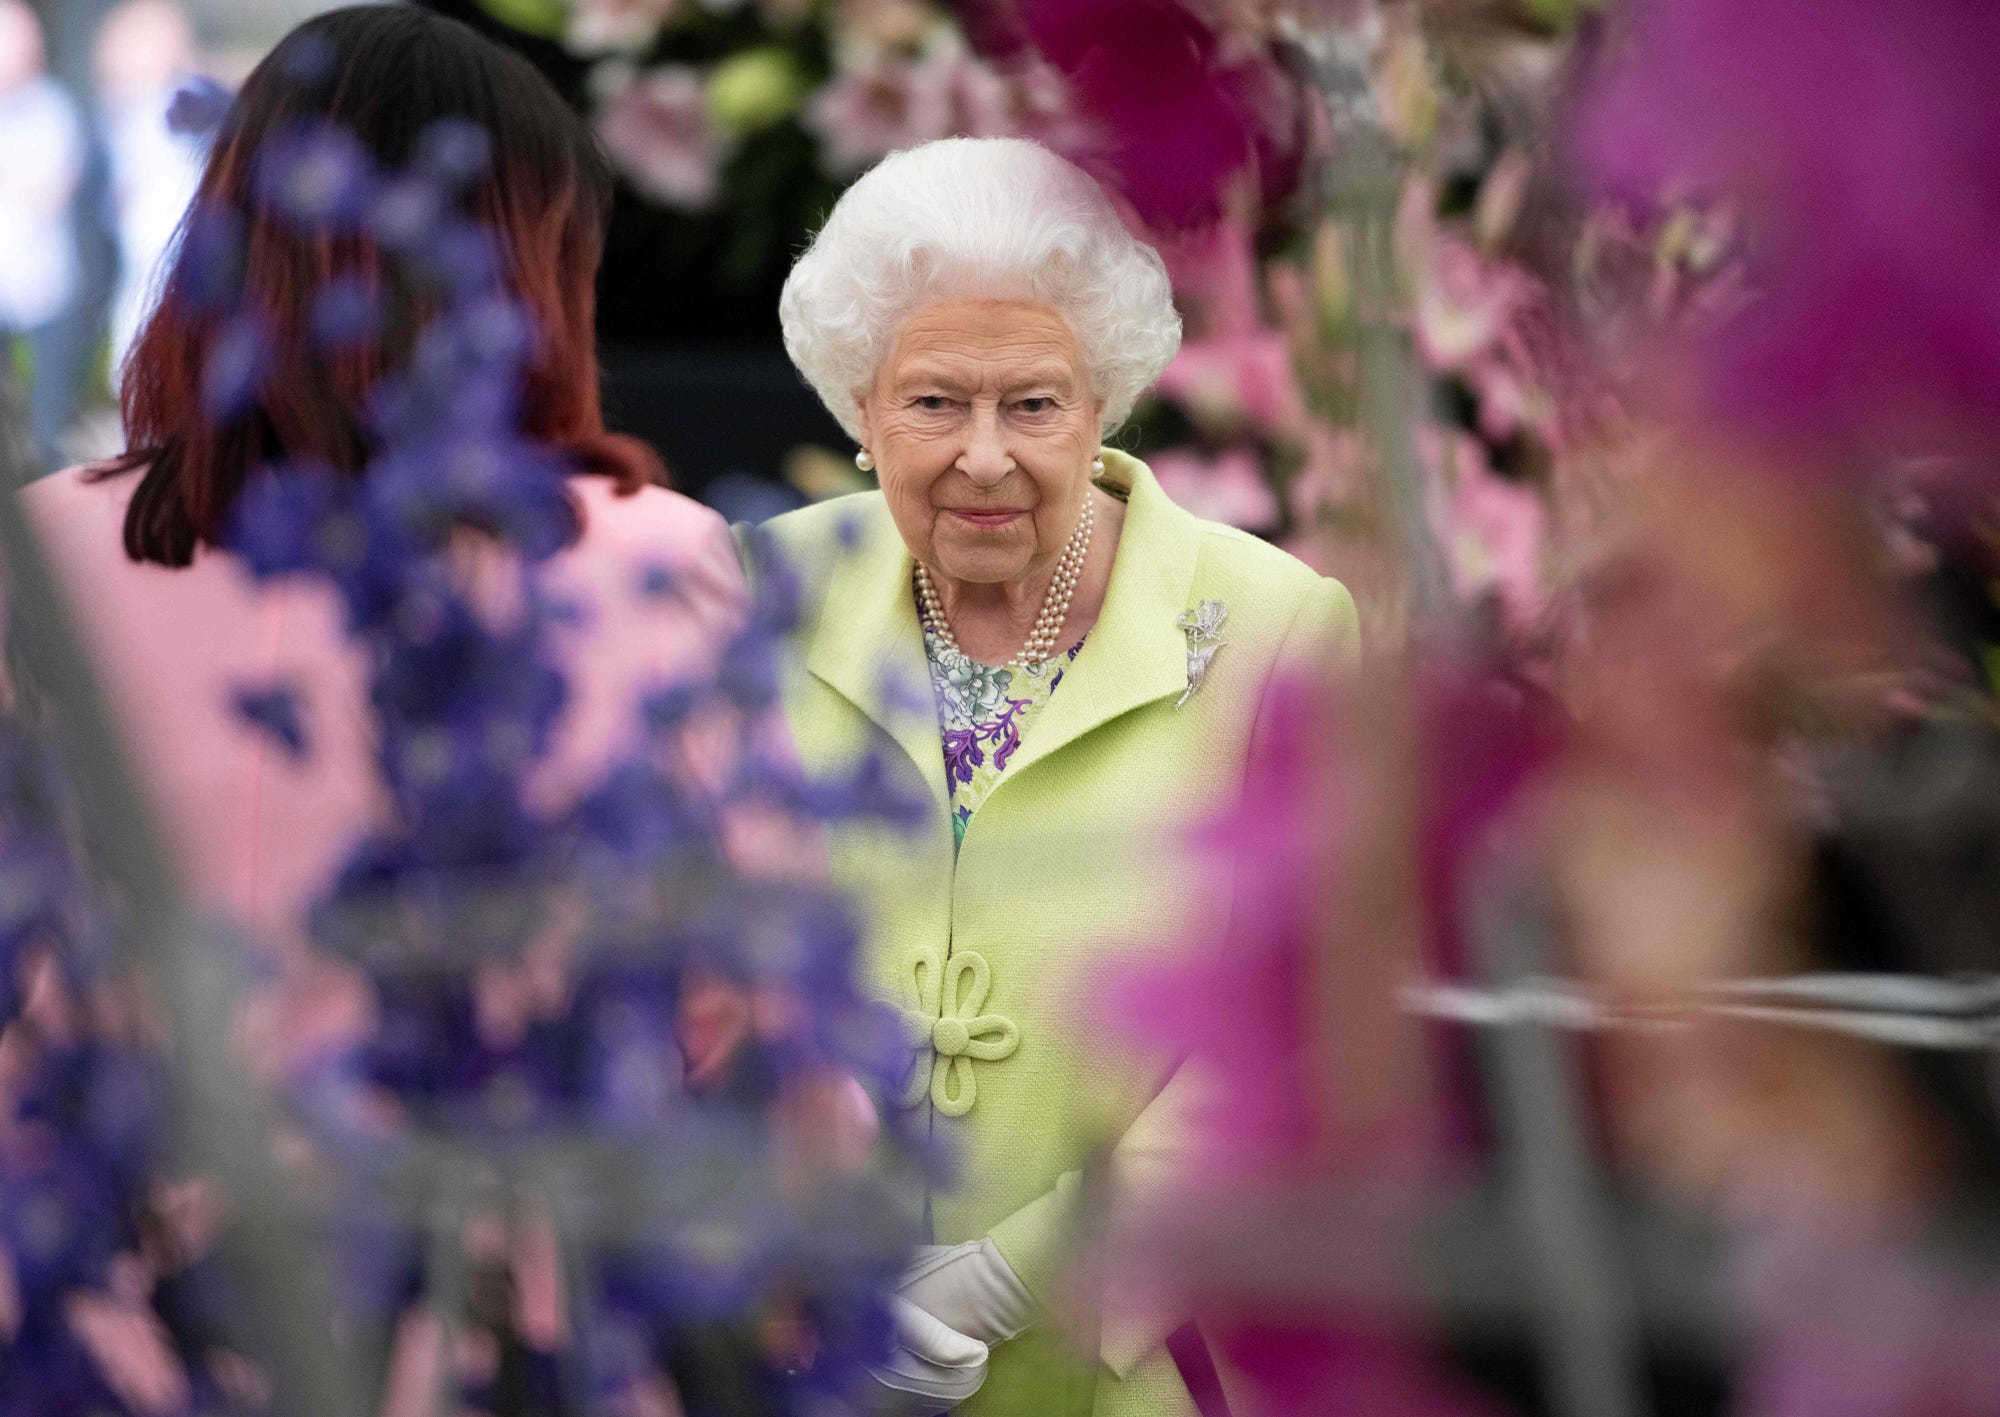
[864,1292,990,1416]
[895,1239,1039,1348]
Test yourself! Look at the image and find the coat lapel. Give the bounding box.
[997,451,1201,788]
[801,501,951,813]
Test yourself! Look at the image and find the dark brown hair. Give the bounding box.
[103,3,660,566]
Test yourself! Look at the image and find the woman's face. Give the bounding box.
[856,299,1102,587]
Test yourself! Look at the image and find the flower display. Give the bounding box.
[1,116,931,1414]
[11,0,2000,1412]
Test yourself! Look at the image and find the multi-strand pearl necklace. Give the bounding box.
[915,497,1095,667]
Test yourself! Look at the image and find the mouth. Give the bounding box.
[946,507,1027,529]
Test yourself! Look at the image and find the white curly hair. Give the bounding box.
[779,137,1183,443]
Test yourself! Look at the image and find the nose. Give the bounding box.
[955,407,1012,487]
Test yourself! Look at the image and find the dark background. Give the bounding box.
[417,0,849,508]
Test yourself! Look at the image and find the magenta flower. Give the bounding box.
[1111,658,1554,1413]
[1572,0,2000,478]
[974,0,1311,231]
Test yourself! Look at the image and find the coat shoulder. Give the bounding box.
[570,477,729,558]
[1186,515,1337,620]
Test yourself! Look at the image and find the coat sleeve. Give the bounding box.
[984,1055,1214,1378]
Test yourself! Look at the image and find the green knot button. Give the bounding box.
[895,947,1021,1117]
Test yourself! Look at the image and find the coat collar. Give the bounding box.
[801,449,1203,806]
[802,497,948,811]
[998,449,1200,785]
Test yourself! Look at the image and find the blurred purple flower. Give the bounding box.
[594,65,725,212]
[365,434,579,562]
[310,274,383,352]
[227,461,353,580]
[254,121,378,232]
[199,312,269,420]
[174,203,246,311]
[232,682,309,761]
[366,174,449,254]
[1573,0,2000,476]
[1150,447,1280,532]
[165,76,230,138]
[411,117,493,192]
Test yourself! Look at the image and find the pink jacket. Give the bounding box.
[22,466,755,963]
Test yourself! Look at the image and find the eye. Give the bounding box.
[1015,397,1054,414]
[916,395,953,412]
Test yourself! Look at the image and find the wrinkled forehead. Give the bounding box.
[880,298,1088,393]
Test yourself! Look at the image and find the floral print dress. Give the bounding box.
[920,613,1084,848]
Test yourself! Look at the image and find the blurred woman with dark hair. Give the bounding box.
[22,4,751,957]
[15,5,825,1405]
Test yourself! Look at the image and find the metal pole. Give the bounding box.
[1469,875,1650,1417]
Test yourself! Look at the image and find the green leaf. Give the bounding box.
[473,0,568,41]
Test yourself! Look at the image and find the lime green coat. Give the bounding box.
[746,452,1359,1416]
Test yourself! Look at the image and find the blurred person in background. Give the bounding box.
[22,0,772,1042]
[93,0,204,386]
[748,136,1360,1415]
[0,0,87,474]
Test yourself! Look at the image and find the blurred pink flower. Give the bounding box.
[1158,215,1262,333]
[1573,0,2000,477]
[805,53,954,173]
[1289,423,1367,524]
[1112,662,1553,1414]
[1734,1224,2000,1417]
[806,49,1085,175]
[1412,232,1584,450]
[594,65,724,211]
[1421,427,1546,630]
[1156,328,1306,436]
[1414,236,1536,372]
[976,0,1311,231]
[1150,447,1281,532]
[567,0,679,55]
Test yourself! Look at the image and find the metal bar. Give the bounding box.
[1469,879,1652,1417]
[1404,975,2000,1048]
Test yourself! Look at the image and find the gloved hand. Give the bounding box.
[895,1239,1039,1348]
[865,1292,990,1416]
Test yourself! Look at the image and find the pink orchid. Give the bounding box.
[594,65,725,211]
[566,0,679,55]
[1420,427,1546,630]
[1150,447,1281,533]
[1156,328,1307,437]
[805,49,1083,176]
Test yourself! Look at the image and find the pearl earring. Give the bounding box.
[855,449,875,472]
[1090,455,1106,476]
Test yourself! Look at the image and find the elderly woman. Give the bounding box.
[754,138,1357,1415]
